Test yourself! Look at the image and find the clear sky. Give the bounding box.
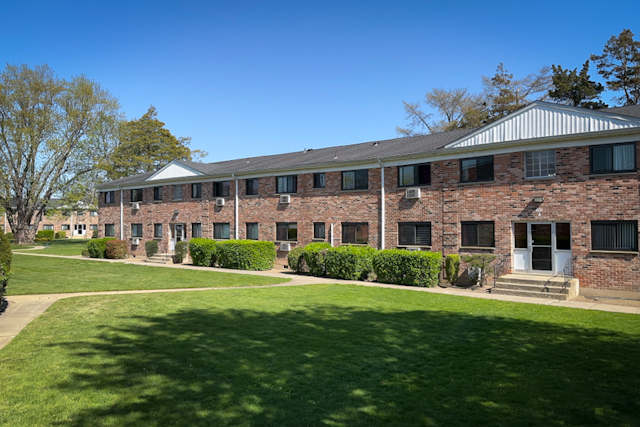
[2,0,639,163]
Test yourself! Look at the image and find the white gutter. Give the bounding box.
[119,187,124,240]
[377,159,385,250]
[233,175,239,239]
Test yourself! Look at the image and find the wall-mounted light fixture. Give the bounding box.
[173,210,179,214]
[533,196,544,203]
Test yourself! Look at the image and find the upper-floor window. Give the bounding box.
[191,183,202,199]
[173,185,183,200]
[246,178,259,196]
[461,156,493,183]
[461,221,494,247]
[131,223,143,237]
[398,164,430,187]
[398,222,431,246]
[214,181,230,197]
[105,191,115,204]
[342,169,368,190]
[313,173,325,189]
[154,186,163,201]
[591,221,638,251]
[276,176,297,194]
[342,223,368,244]
[525,150,556,178]
[246,223,259,240]
[214,223,230,239]
[590,142,636,174]
[276,222,297,241]
[131,189,143,202]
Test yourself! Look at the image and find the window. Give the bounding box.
[461,221,495,247]
[276,223,297,241]
[399,222,432,246]
[214,181,230,197]
[61,224,70,231]
[591,221,637,251]
[90,224,98,230]
[461,156,493,182]
[342,223,368,244]
[131,189,143,202]
[398,164,431,187]
[246,178,259,196]
[191,183,202,199]
[590,143,636,174]
[154,186,163,201]
[314,222,325,239]
[246,223,259,240]
[90,211,98,216]
[131,223,143,238]
[276,176,297,193]
[556,223,571,250]
[214,223,230,239]
[105,224,114,237]
[313,173,325,189]
[105,191,115,204]
[43,224,54,230]
[525,150,556,178]
[154,224,163,238]
[192,223,202,238]
[342,170,368,190]
[173,185,183,200]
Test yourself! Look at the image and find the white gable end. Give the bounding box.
[146,162,204,181]
[446,102,640,149]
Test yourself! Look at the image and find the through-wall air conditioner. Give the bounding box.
[279,242,292,251]
[216,198,225,207]
[405,188,421,199]
[405,247,421,251]
[131,238,141,245]
[279,195,291,204]
[131,202,140,210]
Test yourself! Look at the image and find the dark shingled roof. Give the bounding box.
[98,128,476,188]
[603,105,640,119]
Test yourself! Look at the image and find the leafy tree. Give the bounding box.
[590,29,640,106]
[548,61,607,109]
[105,106,207,180]
[0,64,121,244]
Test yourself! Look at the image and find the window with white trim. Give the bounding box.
[525,150,556,178]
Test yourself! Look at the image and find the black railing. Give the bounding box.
[562,256,576,294]
[491,253,511,291]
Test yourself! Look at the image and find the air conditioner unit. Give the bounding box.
[131,238,141,245]
[279,194,291,204]
[131,202,140,210]
[405,247,421,251]
[405,188,421,199]
[279,242,292,251]
[216,198,225,207]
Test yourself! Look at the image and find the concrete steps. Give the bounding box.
[145,253,172,264]
[491,273,579,300]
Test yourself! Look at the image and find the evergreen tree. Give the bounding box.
[549,61,607,109]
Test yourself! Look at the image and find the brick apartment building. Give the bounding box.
[2,200,99,238]
[97,102,640,299]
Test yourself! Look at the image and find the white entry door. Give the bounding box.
[513,222,571,274]
[74,224,86,236]
[170,224,185,251]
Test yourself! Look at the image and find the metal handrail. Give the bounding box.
[491,253,511,291]
[561,256,576,294]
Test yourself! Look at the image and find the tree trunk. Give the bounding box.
[14,227,35,244]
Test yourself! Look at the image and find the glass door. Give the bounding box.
[530,223,552,272]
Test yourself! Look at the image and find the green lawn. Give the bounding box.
[1,285,639,426]
[7,254,289,295]
[14,238,89,256]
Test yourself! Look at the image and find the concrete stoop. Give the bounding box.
[145,253,172,264]
[491,273,579,300]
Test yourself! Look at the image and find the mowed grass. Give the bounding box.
[14,238,89,256]
[7,255,289,295]
[2,285,639,426]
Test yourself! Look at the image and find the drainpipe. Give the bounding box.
[330,223,334,247]
[377,159,385,250]
[119,186,124,240]
[233,174,239,239]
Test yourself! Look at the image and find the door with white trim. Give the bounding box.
[513,222,571,274]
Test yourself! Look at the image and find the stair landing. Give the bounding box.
[145,253,172,264]
[492,273,579,300]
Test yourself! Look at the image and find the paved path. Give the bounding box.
[1,253,638,350]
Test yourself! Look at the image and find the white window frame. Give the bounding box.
[525,149,556,178]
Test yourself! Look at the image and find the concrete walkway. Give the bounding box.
[1,252,639,350]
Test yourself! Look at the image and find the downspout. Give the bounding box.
[233,174,239,239]
[330,223,334,247]
[119,186,124,240]
[377,159,385,250]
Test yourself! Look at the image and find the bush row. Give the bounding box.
[0,230,12,308]
[87,238,116,258]
[188,239,276,271]
[35,230,55,241]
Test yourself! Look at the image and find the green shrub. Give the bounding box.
[92,229,99,238]
[188,238,218,267]
[87,237,115,258]
[105,240,128,259]
[373,249,442,287]
[145,240,159,258]
[81,249,90,257]
[5,232,13,240]
[325,245,376,281]
[36,230,55,240]
[445,254,461,285]
[462,254,497,286]
[173,241,188,264]
[217,240,276,271]
[287,245,306,273]
[303,242,331,276]
[0,230,12,273]
[55,231,66,239]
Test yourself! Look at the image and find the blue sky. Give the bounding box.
[2,1,639,162]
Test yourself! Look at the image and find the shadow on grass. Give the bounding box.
[54,306,640,426]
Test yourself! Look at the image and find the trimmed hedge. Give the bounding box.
[92,229,99,238]
[287,246,306,273]
[217,240,276,271]
[445,254,461,285]
[55,231,66,239]
[373,249,442,287]
[0,230,10,307]
[36,230,55,240]
[87,237,115,258]
[145,240,159,258]
[188,238,219,267]
[303,242,331,277]
[325,245,376,281]
[105,240,128,259]
[173,241,188,263]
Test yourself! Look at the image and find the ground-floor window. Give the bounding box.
[105,224,115,237]
[246,223,258,240]
[61,224,70,230]
[461,221,494,247]
[89,224,98,230]
[314,222,325,240]
[591,221,638,251]
[192,223,202,238]
[43,224,54,230]
[214,223,230,239]
[398,222,431,246]
[131,224,143,237]
[342,223,368,244]
[154,224,163,238]
[276,223,297,241]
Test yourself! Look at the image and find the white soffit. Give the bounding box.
[146,161,204,181]
[445,102,640,149]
